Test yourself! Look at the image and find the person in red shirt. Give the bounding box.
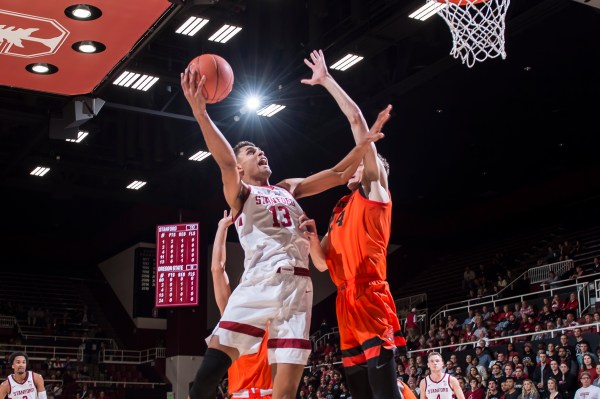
[564,293,579,314]
[466,378,485,399]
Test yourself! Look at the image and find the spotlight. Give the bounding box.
[65,4,102,21]
[26,63,58,74]
[72,41,106,54]
[245,96,261,111]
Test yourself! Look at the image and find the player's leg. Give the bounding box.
[271,363,305,399]
[189,336,239,399]
[367,346,402,399]
[344,361,374,399]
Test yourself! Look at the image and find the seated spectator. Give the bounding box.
[557,363,576,399]
[521,301,535,318]
[540,305,557,324]
[544,377,563,399]
[578,354,598,382]
[542,272,560,289]
[519,379,541,399]
[568,266,585,280]
[467,378,485,399]
[487,379,502,399]
[565,313,579,328]
[504,314,520,336]
[592,258,600,274]
[552,295,566,318]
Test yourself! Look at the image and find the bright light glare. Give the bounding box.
[245,96,261,110]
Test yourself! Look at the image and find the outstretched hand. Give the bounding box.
[180,68,208,115]
[299,214,319,241]
[218,210,234,229]
[359,104,392,145]
[301,49,329,86]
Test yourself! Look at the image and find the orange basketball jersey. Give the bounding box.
[228,332,272,397]
[325,189,391,285]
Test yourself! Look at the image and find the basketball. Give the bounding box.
[187,54,234,104]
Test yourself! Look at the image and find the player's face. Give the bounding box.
[236,145,271,181]
[428,355,443,372]
[347,163,364,191]
[12,356,26,375]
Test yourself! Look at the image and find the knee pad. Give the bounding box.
[189,348,232,399]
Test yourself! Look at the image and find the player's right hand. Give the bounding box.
[218,210,234,229]
[299,214,319,240]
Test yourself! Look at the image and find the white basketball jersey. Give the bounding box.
[425,373,454,399]
[234,185,309,280]
[8,372,37,399]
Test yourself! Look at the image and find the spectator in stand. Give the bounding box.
[549,360,562,382]
[565,313,579,328]
[573,328,589,357]
[504,314,520,337]
[523,344,536,371]
[468,378,485,399]
[560,335,576,359]
[542,272,560,289]
[464,267,477,291]
[558,363,577,399]
[548,345,559,363]
[521,301,535,318]
[505,363,516,379]
[533,351,551,394]
[490,364,506,385]
[519,379,541,399]
[476,346,493,369]
[592,258,600,274]
[532,324,550,341]
[545,378,564,399]
[487,379,502,399]
[569,266,585,281]
[580,314,594,332]
[406,308,418,334]
[540,306,557,325]
[515,367,527,390]
[546,247,559,264]
[565,293,579,314]
[578,354,598,382]
[490,352,507,370]
[474,320,489,341]
[593,365,600,388]
[553,296,566,318]
[574,372,600,399]
[505,377,521,399]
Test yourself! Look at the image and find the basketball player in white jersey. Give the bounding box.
[181,66,389,399]
[421,352,465,399]
[0,352,46,399]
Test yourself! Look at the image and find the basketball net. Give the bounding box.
[432,0,510,68]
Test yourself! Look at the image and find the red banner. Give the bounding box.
[155,223,199,308]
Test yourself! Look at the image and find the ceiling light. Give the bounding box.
[189,151,211,162]
[66,131,89,143]
[30,166,50,177]
[245,96,261,110]
[409,2,446,21]
[176,17,209,36]
[330,54,364,71]
[65,4,102,21]
[257,104,286,117]
[127,181,147,190]
[113,71,159,91]
[72,41,106,54]
[26,63,58,75]
[208,24,242,43]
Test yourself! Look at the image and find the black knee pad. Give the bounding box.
[189,348,232,399]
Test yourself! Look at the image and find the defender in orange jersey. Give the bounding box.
[300,50,405,399]
[211,210,272,399]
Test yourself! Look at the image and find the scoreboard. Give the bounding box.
[155,223,199,307]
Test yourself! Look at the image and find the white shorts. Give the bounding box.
[207,268,313,365]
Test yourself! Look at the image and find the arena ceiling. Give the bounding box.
[0,0,599,269]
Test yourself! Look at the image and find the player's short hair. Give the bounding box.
[378,154,390,176]
[9,351,28,366]
[233,141,257,157]
[428,351,443,360]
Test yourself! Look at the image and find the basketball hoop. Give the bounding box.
[431,0,510,67]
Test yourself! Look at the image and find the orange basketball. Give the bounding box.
[187,54,234,104]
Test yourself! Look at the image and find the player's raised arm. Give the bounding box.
[278,109,388,199]
[303,50,390,197]
[299,214,328,272]
[211,210,234,315]
[181,70,245,212]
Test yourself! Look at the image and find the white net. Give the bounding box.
[432,0,511,68]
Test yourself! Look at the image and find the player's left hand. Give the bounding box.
[301,49,329,86]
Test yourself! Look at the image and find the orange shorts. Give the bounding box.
[336,280,406,367]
